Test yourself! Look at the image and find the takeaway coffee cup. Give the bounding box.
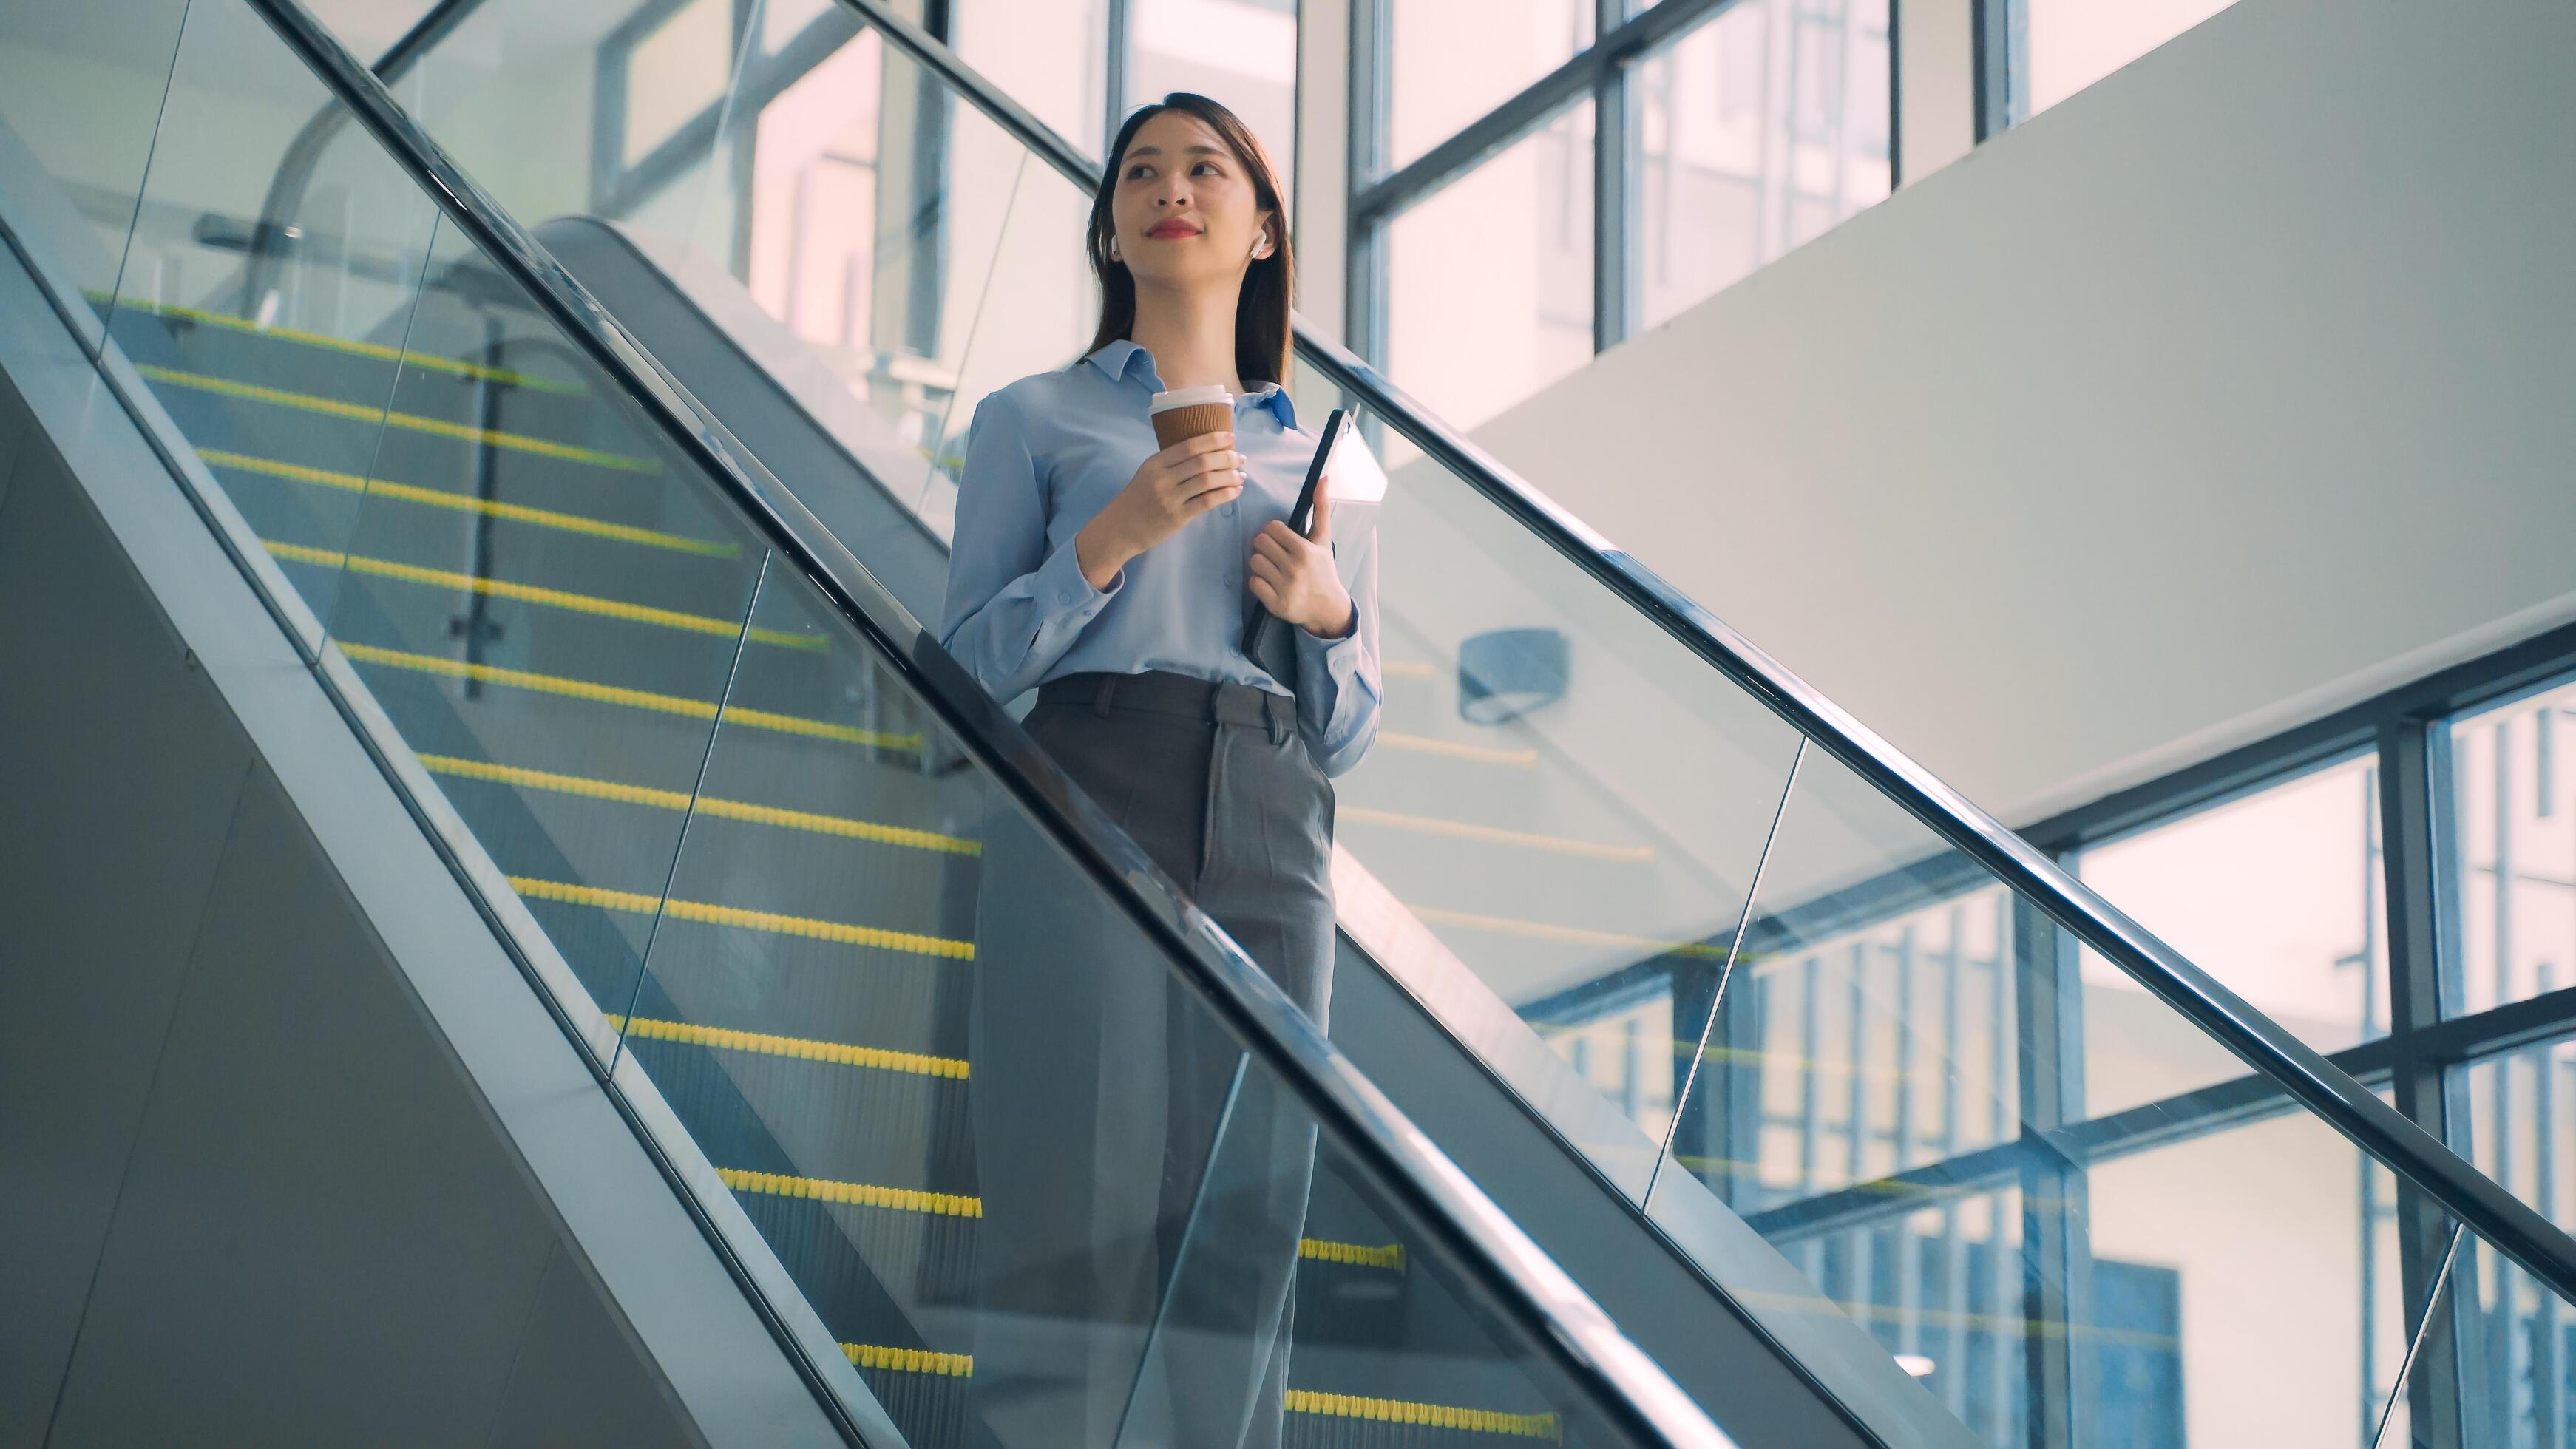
[1149,384,1234,449]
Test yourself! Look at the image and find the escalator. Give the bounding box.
[3,1,2574,1446]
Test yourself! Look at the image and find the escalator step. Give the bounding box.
[509,876,975,960]
[336,641,921,752]
[203,447,737,554]
[609,1014,968,1080]
[133,364,655,472]
[106,296,585,393]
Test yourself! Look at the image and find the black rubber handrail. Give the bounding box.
[237,2,1739,1445]
[818,0,2576,1306]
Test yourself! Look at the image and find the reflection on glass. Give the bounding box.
[2086,1117,2412,1447]
[2019,0,2237,123]
[0,0,191,319]
[2450,674,2576,1017]
[1670,883,2019,1212]
[1385,0,1593,172]
[1620,735,2438,1443]
[1278,378,1807,1195]
[626,0,736,167]
[1656,744,2020,1219]
[1768,1188,2033,1445]
[2075,753,2387,1117]
[1385,100,1593,431]
[319,216,770,1044]
[103,0,447,631]
[745,27,890,354]
[1125,0,1298,181]
[1634,0,1890,330]
[2453,1035,2576,1448]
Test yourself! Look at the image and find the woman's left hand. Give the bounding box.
[1248,490,1354,639]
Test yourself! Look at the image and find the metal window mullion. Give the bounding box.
[2379,716,2472,1449]
[2010,883,2089,1449]
[1592,0,1633,353]
[1968,0,2010,142]
[1103,0,1131,153]
[1346,0,1387,364]
[1349,0,1738,231]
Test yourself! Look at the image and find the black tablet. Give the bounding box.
[1242,407,1351,658]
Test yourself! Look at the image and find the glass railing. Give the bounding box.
[0,1,1738,1445]
[182,0,2576,1442]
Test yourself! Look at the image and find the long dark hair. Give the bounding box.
[1085,93,1295,387]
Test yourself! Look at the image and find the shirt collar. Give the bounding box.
[1082,338,1298,430]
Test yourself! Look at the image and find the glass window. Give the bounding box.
[745,30,887,351]
[1384,99,1593,430]
[1385,0,1593,172]
[626,0,736,168]
[1634,0,1891,330]
[1126,0,1298,182]
[2074,753,2387,1116]
[2456,1033,2576,1239]
[2019,0,2237,122]
[2451,1034,2576,1446]
[955,0,1113,155]
[759,0,836,51]
[2449,675,2576,1017]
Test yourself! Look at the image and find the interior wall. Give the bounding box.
[1457,0,2576,826]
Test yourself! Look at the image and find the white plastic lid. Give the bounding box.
[1148,384,1233,412]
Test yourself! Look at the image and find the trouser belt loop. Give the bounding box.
[1264,691,1292,746]
[1092,674,1119,718]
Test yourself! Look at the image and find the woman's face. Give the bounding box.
[1109,109,1274,291]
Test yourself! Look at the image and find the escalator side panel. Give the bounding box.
[0,237,843,1447]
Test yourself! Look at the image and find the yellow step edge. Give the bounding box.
[416,754,978,855]
[135,364,657,473]
[836,1351,1562,1436]
[844,1342,974,1377]
[1338,806,1651,864]
[1382,659,1437,680]
[333,642,921,753]
[1298,1238,1404,1272]
[1376,731,1539,768]
[716,1166,980,1218]
[200,448,737,557]
[1406,904,1727,960]
[1281,1391,1560,1440]
[605,1013,968,1079]
[262,540,821,651]
[509,875,973,960]
[109,296,585,393]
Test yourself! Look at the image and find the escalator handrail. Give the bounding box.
[239,2,1740,1445]
[823,0,2576,1304]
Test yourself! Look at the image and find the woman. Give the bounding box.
[938,93,1382,1449]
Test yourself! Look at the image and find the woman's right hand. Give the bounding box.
[1074,430,1243,590]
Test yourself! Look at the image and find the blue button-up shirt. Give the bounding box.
[938,339,1381,777]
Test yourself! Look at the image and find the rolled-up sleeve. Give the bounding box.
[1294,521,1381,777]
[938,389,1121,700]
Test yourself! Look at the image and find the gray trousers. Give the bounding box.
[969,671,1335,1449]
